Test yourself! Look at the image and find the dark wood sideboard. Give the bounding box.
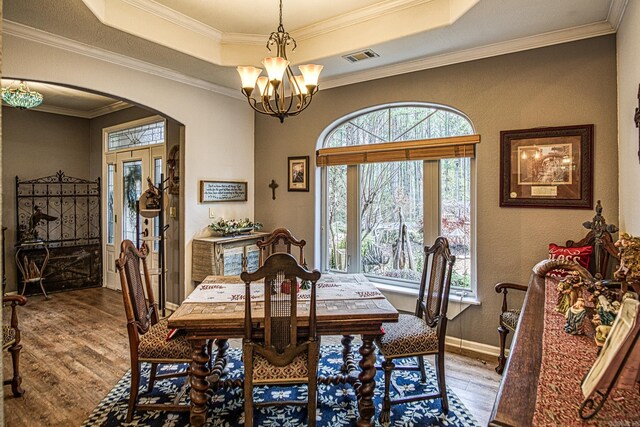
[489,269,546,426]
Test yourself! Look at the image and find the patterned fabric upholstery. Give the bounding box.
[138,318,192,362]
[376,314,438,358]
[252,351,309,384]
[3,325,16,348]
[500,309,521,330]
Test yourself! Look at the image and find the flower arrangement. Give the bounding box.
[209,217,263,236]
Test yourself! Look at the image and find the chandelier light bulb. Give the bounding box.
[237,66,262,90]
[262,57,289,83]
[292,75,308,95]
[256,76,273,97]
[298,64,324,88]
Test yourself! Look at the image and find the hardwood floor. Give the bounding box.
[3,288,501,426]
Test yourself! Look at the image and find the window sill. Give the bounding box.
[373,281,480,305]
[371,281,479,320]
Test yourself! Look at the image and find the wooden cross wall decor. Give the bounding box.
[268,179,279,200]
[635,84,640,163]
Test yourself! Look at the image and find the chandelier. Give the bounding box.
[237,0,323,123]
[1,81,44,110]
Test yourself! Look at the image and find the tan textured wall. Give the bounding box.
[2,108,91,292]
[617,1,640,236]
[255,36,619,346]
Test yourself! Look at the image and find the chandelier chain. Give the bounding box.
[278,0,284,32]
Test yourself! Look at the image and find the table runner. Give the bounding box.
[185,273,384,303]
[532,279,640,426]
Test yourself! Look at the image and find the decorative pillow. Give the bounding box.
[548,243,593,278]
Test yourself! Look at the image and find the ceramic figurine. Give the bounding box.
[614,233,640,283]
[556,271,583,314]
[567,271,585,306]
[595,295,618,326]
[594,324,612,347]
[556,279,572,314]
[564,298,587,335]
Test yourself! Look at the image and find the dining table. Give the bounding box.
[168,273,399,427]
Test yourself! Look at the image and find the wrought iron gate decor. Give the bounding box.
[16,171,102,293]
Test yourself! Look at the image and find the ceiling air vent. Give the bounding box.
[342,49,379,63]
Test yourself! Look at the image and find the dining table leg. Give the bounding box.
[189,338,210,427]
[341,335,354,373]
[208,338,229,384]
[356,334,377,427]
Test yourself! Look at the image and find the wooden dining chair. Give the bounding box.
[257,228,306,267]
[116,240,193,422]
[3,294,28,397]
[240,253,321,427]
[375,237,455,424]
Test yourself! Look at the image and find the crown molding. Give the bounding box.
[222,32,265,46]
[2,20,243,101]
[30,100,132,119]
[292,0,435,41]
[606,0,629,30]
[321,20,617,90]
[116,0,437,44]
[121,0,222,40]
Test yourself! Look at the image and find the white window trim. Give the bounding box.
[317,103,478,298]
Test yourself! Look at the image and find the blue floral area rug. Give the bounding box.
[83,345,479,426]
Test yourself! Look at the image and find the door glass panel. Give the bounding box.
[107,164,115,244]
[107,120,164,151]
[360,161,424,282]
[440,158,471,289]
[122,160,143,244]
[327,165,347,272]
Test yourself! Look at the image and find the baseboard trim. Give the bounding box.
[445,335,506,361]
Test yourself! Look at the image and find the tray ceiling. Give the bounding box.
[3,0,627,92]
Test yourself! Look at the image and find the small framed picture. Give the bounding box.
[500,124,593,209]
[288,156,309,192]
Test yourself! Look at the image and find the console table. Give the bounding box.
[191,233,269,282]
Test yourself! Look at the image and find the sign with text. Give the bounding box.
[200,180,247,203]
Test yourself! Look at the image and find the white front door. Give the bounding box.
[103,147,163,291]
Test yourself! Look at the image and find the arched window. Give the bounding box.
[318,103,476,292]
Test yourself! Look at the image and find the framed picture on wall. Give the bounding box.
[500,124,593,209]
[288,156,309,192]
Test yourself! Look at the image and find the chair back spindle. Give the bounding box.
[416,237,456,328]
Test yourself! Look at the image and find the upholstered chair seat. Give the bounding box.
[3,325,16,348]
[500,309,521,331]
[376,314,438,357]
[138,318,192,362]
[252,352,309,384]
